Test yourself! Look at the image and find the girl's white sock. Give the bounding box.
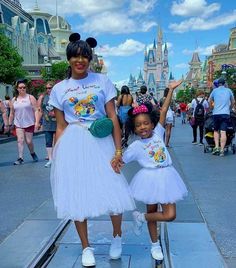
[138,212,146,222]
[151,240,160,247]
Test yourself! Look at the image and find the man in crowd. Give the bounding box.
[208,78,235,156]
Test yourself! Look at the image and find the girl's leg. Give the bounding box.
[145,203,176,222]
[146,204,158,242]
[25,131,34,154]
[74,220,89,249]
[110,214,122,237]
[16,128,25,158]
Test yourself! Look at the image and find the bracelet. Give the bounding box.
[115,149,122,156]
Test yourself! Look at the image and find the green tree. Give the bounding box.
[0,33,26,84]
[41,61,69,81]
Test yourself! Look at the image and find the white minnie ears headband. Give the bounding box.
[69,33,97,48]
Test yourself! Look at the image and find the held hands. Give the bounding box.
[110,149,124,173]
[168,79,183,90]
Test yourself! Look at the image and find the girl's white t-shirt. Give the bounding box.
[49,73,116,123]
[123,123,172,168]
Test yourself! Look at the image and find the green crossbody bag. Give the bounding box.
[88,117,114,138]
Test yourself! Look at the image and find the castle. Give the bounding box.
[128,26,169,99]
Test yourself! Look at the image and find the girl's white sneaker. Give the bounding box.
[151,241,163,260]
[132,211,144,236]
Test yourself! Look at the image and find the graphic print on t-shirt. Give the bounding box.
[68,94,98,117]
[144,139,167,164]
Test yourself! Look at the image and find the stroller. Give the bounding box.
[203,111,236,154]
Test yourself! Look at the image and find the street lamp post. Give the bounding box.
[44,56,52,80]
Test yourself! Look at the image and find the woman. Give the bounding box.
[116,85,133,147]
[37,81,56,168]
[9,79,39,165]
[49,33,135,267]
[136,85,156,107]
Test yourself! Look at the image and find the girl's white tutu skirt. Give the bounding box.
[51,123,135,221]
[130,166,188,205]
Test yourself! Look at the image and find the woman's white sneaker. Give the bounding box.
[151,241,163,260]
[81,247,96,267]
[44,160,52,168]
[109,235,122,259]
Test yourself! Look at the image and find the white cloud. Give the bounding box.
[182,44,216,56]
[129,0,157,15]
[175,63,188,68]
[96,39,145,57]
[21,0,124,16]
[169,9,236,32]
[80,12,156,34]
[170,0,220,18]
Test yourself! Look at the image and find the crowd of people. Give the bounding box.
[0,31,235,267]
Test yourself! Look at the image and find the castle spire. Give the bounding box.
[34,0,40,11]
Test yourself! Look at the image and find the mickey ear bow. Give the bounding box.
[86,37,97,48]
[69,33,81,42]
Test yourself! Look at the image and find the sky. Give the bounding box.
[20,0,236,88]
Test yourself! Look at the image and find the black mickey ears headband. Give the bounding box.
[69,33,97,48]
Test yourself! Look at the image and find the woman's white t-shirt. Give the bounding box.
[49,72,116,123]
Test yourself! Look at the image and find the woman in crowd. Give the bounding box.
[116,85,133,147]
[8,79,39,165]
[37,81,56,167]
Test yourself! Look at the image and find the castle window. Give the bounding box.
[36,18,45,34]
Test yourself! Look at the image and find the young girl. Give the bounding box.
[115,80,188,261]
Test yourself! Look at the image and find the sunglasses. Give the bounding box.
[18,86,26,89]
[46,87,52,89]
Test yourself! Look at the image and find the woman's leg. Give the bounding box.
[146,204,158,242]
[74,220,89,249]
[16,128,25,158]
[45,131,54,160]
[110,214,122,237]
[25,131,34,154]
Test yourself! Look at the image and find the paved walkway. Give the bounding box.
[0,118,235,267]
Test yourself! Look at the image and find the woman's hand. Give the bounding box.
[110,155,124,174]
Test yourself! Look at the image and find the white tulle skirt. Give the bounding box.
[51,123,135,221]
[130,166,188,205]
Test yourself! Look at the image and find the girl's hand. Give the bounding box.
[110,155,124,174]
[169,79,183,90]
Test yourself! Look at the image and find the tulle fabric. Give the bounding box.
[51,123,135,221]
[130,166,188,205]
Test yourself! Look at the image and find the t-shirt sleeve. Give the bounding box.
[48,85,63,111]
[209,90,214,101]
[122,142,137,163]
[103,76,116,103]
[153,122,165,140]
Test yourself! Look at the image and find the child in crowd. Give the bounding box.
[113,80,188,261]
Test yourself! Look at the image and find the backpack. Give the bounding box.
[194,98,205,121]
